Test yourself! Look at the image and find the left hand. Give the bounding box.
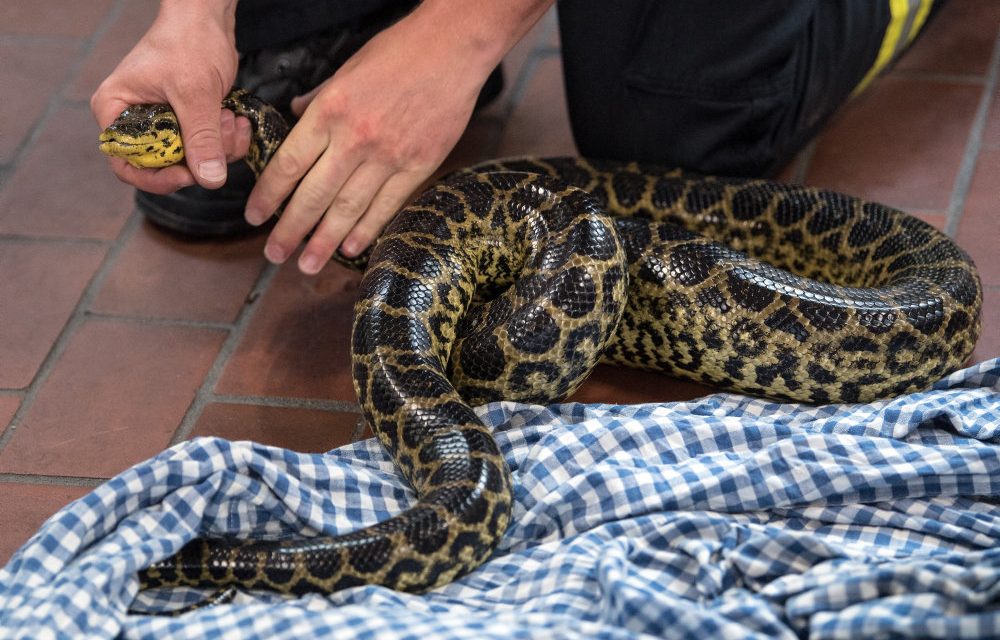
[244,4,495,275]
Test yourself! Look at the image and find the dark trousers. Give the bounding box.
[235,1,940,177]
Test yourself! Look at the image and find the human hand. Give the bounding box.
[91,0,251,194]
[243,3,503,274]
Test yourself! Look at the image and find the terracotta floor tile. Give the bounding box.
[0,0,115,38]
[912,211,948,231]
[895,0,1000,76]
[66,0,158,103]
[91,222,268,322]
[0,241,105,389]
[956,148,1000,287]
[983,78,1000,150]
[0,396,20,428]
[805,77,981,211]
[774,160,800,185]
[190,403,360,453]
[497,55,577,158]
[0,40,80,165]
[971,287,1000,363]
[0,104,133,240]
[217,259,360,401]
[436,116,503,177]
[568,364,716,405]
[0,483,92,566]
[0,318,225,478]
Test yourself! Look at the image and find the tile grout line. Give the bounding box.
[0,34,86,46]
[349,415,370,442]
[944,28,1000,238]
[0,234,109,247]
[167,262,281,446]
[209,394,360,413]
[889,69,987,86]
[0,0,127,191]
[0,210,144,455]
[0,473,107,487]
[84,311,236,332]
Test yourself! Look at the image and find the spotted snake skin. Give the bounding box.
[100,90,982,605]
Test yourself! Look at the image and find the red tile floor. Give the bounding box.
[1,2,998,564]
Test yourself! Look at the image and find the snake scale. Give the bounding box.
[100,89,982,605]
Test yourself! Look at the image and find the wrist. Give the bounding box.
[404,0,554,77]
[158,0,238,38]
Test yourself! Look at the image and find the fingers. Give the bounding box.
[108,161,197,194]
[172,91,230,188]
[264,162,419,275]
[258,142,364,266]
[244,119,331,227]
[296,162,398,274]
[339,171,423,256]
[220,111,252,163]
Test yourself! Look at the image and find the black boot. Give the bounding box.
[137,5,504,237]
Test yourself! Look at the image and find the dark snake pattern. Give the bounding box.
[99,89,983,606]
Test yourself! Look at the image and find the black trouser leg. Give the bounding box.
[556,1,931,177]
[234,0,409,51]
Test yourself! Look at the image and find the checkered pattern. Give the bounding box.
[2,358,999,639]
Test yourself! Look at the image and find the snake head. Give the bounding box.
[98,103,185,169]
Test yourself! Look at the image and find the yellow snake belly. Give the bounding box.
[99,90,982,604]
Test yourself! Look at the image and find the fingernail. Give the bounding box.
[198,159,226,183]
[340,240,360,257]
[245,205,263,226]
[299,253,322,274]
[264,241,287,264]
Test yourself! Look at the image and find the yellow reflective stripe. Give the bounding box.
[852,0,935,97]
[906,0,934,46]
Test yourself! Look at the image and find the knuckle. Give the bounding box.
[331,192,366,218]
[350,117,377,147]
[306,234,338,258]
[269,221,303,250]
[181,121,221,147]
[348,228,377,250]
[273,150,303,178]
[315,89,349,121]
[293,182,332,213]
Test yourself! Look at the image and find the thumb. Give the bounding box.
[173,98,228,188]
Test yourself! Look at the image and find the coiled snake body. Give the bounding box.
[100,89,982,603]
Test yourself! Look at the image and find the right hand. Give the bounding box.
[90,0,251,194]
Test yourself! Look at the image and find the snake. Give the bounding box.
[99,89,982,606]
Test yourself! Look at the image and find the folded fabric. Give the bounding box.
[2,359,998,639]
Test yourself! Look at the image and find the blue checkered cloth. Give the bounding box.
[2,359,999,639]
